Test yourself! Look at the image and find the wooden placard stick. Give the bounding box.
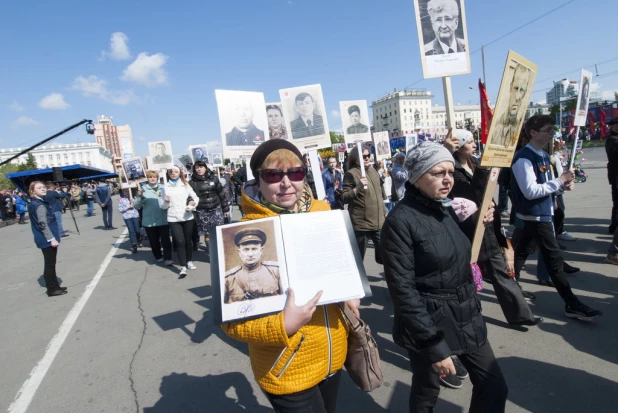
[469,167,500,263]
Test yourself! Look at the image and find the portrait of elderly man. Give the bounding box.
[346,105,369,134]
[224,228,282,304]
[152,143,172,164]
[492,63,532,147]
[423,0,466,56]
[225,102,265,146]
[290,92,325,139]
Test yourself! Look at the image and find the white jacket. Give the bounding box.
[161,180,199,223]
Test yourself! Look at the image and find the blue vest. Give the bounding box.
[28,198,61,249]
[510,146,554,220]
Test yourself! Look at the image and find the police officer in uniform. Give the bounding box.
[224,228,281,303]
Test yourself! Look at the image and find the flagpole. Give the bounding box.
[481,45,487,87]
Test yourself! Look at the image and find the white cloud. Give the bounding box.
[9,101,24,112]
[69,75,137,105]
[136,136,146,142]
[590,83,616,101]
[39,93,69,110]
[331,109,340,118]
[100,32,131,61]
[121,52,169,88]
[13,116,39,127]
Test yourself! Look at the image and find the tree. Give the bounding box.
[549,104,560,119]
[329,131,344,144]
[614,91,618,102]
[0,163,19,190]
[563,98,577,112]
[17,152,37,172]
[464,118,474,131]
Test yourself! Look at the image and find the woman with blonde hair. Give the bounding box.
[27,181,67,297]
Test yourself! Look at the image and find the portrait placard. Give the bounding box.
[212,153,223,166]
[120,157,146,188]
[265,102,288,140]
[413,0,471,79]
[189,145,209,164]
[481,51,538,168]
[148,141,174,169]
[210,211,370,324]
[574,69,593,127]
[373,131,392,161]
[279,84,331,151]
[405,134,419,153]
[215,90,269,159]
[340,100,372,145]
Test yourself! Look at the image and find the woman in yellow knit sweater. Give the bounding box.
[222,139,360,413]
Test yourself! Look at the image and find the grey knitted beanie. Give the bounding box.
[405,141,454,184]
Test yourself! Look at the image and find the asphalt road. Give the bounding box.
[0,167,616,413]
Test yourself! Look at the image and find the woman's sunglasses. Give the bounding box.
[259,167,306,184]
[362,154,371,159]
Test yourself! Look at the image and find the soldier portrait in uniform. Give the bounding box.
[346,105,369,134]
[191,146,208,163]
[148,141,174,168]
[373,131,391,160]
[213,153,223,166]
[225,102,265,146]
[223,227,282,304]
[490,62,533,147]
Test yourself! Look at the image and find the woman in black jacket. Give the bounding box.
[448,129,542,328]
[381,142,508,413]
[189,160,229,252]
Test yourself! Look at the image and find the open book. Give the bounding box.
[210,210,371,324]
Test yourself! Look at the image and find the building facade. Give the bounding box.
[0,143,114,171]
[370,89,481,138]
[525,102,552,120]
[546,79,578,106]
[94,115,134,173]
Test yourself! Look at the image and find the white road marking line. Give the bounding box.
[8,229,128,413]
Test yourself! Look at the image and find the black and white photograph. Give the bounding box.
[373,131,391,161]
[215,89,268,159]
[340,100,372,145]
[482,51,538,168]
[405,133,419,153]
[265,103,288,140]
[212,153,223,166]
[215,218,288,323]
[189,145,209,163]
[120,157,146,188]
[148,141,174,169]
[575,69,592,126]
[413,0,471,79]
[279,84,331,151]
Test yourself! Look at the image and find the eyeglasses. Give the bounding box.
[362,154,371,159]
[259,167,306,184]
[427,170,454,179]
[539,128,554,134]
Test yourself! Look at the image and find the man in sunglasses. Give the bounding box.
[224,228,282,304]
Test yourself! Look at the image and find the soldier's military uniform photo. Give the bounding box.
[224,228,282,304]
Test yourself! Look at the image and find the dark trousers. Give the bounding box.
[408,342,508,413]
[144,225,172,260]
[514,221,579,307]
[19,212,26,223]
[479,252,533,323]
[264,370,341,413]
[71,199,80,211]
[610,182,618,229]
[41,247,60,292]
[101,204,113,228]
[169,220,194,266]
[497,184,509,213]
[554,206,565,235]
[354,230,383,265]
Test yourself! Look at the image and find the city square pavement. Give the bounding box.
[0,152,616,412]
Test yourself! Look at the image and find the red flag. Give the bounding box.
[587,111,596,134]
[600,109,607,138]
[479,80,493,144]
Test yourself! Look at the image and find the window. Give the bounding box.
[87,161,92,166]
[48,155,53,163]
[404,109,407,113]
[71,153,76,162]
[79,152,84,161]
[56,154,61,163]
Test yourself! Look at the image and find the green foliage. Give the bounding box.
[549,104,560,119]
[563,98,577,112]
[329,131,344,144]
[0,163,19,190]
[223,158,230,165]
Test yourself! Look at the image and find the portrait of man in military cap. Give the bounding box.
[224,227,282,304]
[346,105,369,134]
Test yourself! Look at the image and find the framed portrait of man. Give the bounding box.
[481,51,538,168]
[373,131,391,161]
[189,145,209,164]
[212,153,223,166]
[405,134,419,153]
[216,90,269,159]
[574,69,593,127]
[413,0,471,79]
[148,141,174,169]
[340,100,372,146]
[265,102,288,140]
[279,84,331,151]
[120,157,146,188]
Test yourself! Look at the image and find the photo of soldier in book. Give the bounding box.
[224,228,282,303]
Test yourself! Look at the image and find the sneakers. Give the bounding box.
[605,254,618,265]
[187,261,196,270]
[565,302,603,321]
[439,374,463,389]
[556,231,576,241]
[156,258,164,263]
[500,211,510,219]
[179,266,188,277]
[509,316,544,327]
[563,262,580,274]
[164,260,174,266]
[132,245,138,254]
[453,357,468,379]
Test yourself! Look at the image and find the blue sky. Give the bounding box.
[2,0,617,159]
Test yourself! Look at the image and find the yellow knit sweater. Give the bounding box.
[221,186,349,395]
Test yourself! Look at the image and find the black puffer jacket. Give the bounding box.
[381,184,487,363]
[449,158,507,263]
[189,170,229,213]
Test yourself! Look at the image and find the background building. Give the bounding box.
[546,79,578,106]
[371,89,481,138]
[0,143,114,171]
[94,115,134,173]
[525,102,552,120]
